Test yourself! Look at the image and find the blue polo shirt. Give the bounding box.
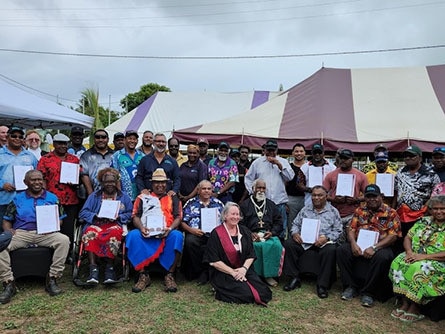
[3,190,64,231]
[0,146,38,205]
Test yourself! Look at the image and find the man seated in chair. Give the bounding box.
[337,184,401,307]
[283,185,342,298]
[0,170,69,304]
[239,179,284,287]
[126,168,183,293]
[181,180,224,284]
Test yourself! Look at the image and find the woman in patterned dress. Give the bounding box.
[389,195,445,322]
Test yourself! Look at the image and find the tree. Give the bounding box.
[120,83,171,112]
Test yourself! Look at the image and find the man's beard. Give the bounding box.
[255,192,266,202]
[155,146,165,153]
[218,155,227,162]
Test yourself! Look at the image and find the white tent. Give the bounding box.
[0,79,93,129]
[104,90,279,140]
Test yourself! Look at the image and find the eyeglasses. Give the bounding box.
[27,138,40,142]
[94,135,108,139]
[10,134,24,139]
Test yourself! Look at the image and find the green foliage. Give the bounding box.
[120,83,171,112]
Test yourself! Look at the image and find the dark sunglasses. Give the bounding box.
[94,135,108,139]
[10,134,24,139]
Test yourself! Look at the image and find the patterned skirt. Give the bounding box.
[82,223,123,259]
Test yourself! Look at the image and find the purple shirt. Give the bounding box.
[208,157,239,193]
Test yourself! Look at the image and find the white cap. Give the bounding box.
[53,133,70,142]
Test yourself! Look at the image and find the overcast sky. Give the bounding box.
[1,0,444,113]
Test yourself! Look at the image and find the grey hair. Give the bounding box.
[222,201,243,221]
[427,195,445,209]
[252,178,266,191]
[197,179,212,190]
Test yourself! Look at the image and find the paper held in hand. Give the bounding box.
[308,166,323,188]
[356,229,379,253]
[144,215,165,237]
[375,173,394,196]
[59,161,80,184]
[200,207,219,233]
[300,218,321,244]
[13,165,32,191]
[97,200,121,220]
[336,174,356,197]
[36,205,60,234]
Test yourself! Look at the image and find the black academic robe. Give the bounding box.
[203,224,272,304]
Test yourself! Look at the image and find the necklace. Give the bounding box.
[250,196,266,228]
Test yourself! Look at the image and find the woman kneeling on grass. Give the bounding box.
[204,202,272,306]
[389,195,445,323]
[79,168,133,285]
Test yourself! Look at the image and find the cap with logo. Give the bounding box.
[374,144,388,152]
[364,184,381,196]
[312,143,324,153]
[405,145,422,157]
[338,148,354,158]
[218,141,230,150]
[264,139,278,150]
[7,126,25,135]
[374,151,388,162]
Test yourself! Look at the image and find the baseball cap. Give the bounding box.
[71,126,84,135]
[364,184,381,196]
[374,151,388,162]
[197,137,209,145]
[230,148,240,157]
[7,126,25,135]
[312,143,324,153]
[53,133,70,142]
[113,132,124,140]
[432,147,445,156]
[124,130,139,138]
[338,148,354,158]
[374,144,388,152]
[405,145,422,157]
[264,139,278,150]
[218,141,230,149]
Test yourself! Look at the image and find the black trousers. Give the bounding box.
[283,239,337,288]
[181,233,209,281]
[336,242,394,300]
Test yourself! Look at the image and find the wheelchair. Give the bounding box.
[72,219,129,287]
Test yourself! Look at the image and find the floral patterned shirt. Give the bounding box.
[208,157,239,194]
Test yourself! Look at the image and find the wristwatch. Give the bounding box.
[372,245,379,252]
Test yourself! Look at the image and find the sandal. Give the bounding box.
[390,309,406,319]
[399,312,425,323]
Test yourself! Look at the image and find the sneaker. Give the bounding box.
[132,272,151,293]
[0,281,17,304]
[164,272,177,293]
[86,265,99,285]
[103,265,117,284]
[341,287,357,301]
[361,294,374,307]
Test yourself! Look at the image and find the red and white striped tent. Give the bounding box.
[175,65,445,152]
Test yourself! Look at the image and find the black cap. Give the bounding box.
[113,132,124,140]
[374,144,387,152]
[124,130,139,138]
[264,139,278,150]
[312,143,324,153]
[7,126,24,135]
[338,148,354,158]
[364,184,381,196]
[230,148,240,157]
[218,141,230,149]
[71,126,84,135]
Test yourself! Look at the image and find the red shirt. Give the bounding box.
[37,152,80,205]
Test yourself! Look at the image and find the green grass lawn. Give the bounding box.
[0,270,443,334]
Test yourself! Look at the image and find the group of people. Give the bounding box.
[0,125,444,322]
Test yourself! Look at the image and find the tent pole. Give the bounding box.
[320,131,324,145]
[407,131,410,146]
[241,128,244,144]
